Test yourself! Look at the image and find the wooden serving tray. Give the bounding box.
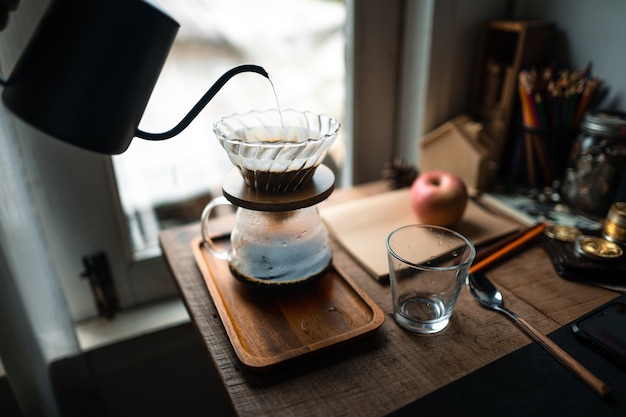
[191,236,385,371]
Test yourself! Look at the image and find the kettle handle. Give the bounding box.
[135,64,269,141]
[200,196,233,261]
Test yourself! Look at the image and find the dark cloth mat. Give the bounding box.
[389,294,626,417]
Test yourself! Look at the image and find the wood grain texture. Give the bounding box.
[221,165,335,212]
[191,236,385,370]
[160,181,619,417]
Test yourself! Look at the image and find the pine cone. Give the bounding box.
[382,158,418,189]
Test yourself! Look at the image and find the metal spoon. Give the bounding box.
[467,272,611,398]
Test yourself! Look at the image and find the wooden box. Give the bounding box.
[469,20,555,165]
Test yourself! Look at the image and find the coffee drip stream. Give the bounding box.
[202,109,340,287]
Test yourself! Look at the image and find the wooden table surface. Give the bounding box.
[159,180,620,417]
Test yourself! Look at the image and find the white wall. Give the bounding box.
[515,0,626,109]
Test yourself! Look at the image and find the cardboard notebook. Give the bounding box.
[320,189,521,280]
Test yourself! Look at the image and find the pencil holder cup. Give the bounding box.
[508,127,552,188]
[507,126,578,188]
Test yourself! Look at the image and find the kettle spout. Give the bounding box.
[135,64,269,141]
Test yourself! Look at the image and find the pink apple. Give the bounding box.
[410,170,468,226]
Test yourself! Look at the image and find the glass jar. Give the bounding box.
[560,110,626,215]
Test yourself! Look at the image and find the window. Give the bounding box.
[112,0,348,261]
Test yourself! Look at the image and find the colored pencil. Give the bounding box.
[516,66,600,186]
[525,132,535,187]
[473,223,541,264]
[532,133,551,184]
[518,66,600,131]
[469,222,547,274]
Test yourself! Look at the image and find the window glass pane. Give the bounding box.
[112,0,347,260]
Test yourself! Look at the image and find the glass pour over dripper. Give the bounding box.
[213,109,339,192]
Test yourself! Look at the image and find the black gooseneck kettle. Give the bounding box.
[0,0,268,154]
